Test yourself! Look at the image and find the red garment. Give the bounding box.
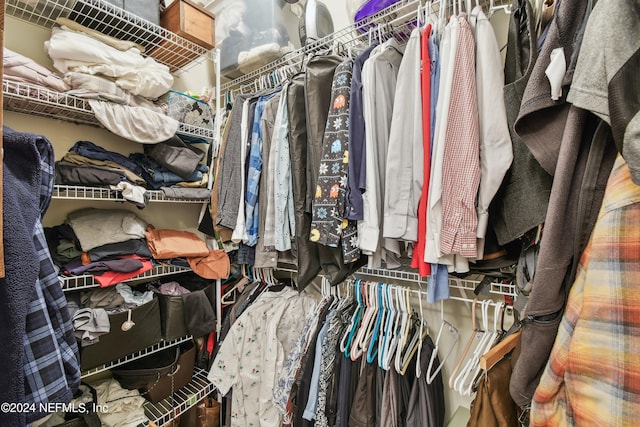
[94,255,153,287]
[411,24,432,277]
[440,15,481,258]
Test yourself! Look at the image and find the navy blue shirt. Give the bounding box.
[345,44,378,220]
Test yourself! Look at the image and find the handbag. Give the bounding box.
[163,90,214,130]
[112,341,195,403]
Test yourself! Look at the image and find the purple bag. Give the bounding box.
[354,0,403,22]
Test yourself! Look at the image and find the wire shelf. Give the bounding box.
[144,367,215,426]
[81,335,193,379]
[53,185,210,203]
[3,80,215,142]
[353,266,517,299]
[6,0,213,73]
[60,264,192,291]
[220,0,422,94]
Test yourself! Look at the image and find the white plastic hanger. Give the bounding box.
[425,300,460,383]
[379,284,396,368]
[394,287,412,373]
[366,282,385,363]
[448,299,483,389]
[350,281,376,360]
[460,302,507,396]
[340,279,364,355]
[358,282,381,360]
[382,287,403,370]
[377,283,390,367]
[454,300,493,394]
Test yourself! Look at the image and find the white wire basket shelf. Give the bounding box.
[220,0,422,94]
[60,264,192,291]
[353,266,517,299]
[143,367,215,426]
[53,185,210,203]
[3,80,215,142]
[6,0,214,73]
[81,335,193,379]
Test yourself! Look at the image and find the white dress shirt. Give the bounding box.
[359,39,404,268]
[470,6,513,259]
[383,28,424,243]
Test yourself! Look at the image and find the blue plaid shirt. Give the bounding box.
[23,131,81,423]
[245,90,281,246]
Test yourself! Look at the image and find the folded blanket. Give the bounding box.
[45,25,173,99]
[89,99,179,144]
[3,47,69,92]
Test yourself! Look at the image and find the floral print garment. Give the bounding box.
[208,287,316,427]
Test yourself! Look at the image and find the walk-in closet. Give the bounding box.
[2,0,639,426]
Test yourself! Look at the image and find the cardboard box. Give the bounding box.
[161,0,215,50]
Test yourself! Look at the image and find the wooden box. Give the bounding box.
[161,0,215,50]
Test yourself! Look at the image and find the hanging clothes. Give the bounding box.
[467,356,518,427]
[271,84,297,252]
[359,39,404,269]
[230,96,253,243]
[488,0,552,247]
[306,54,366,285]
[287,72,322,290]
[217,93,251,231]
[310,59,356,250]
[405,336,445,427]
[411,24,432,277]
[345,44,377,222]
[508,0,618,409]
[254,92,282,268]
[383,28,424,244]
[439,13,481,259]
[469,5,513,261]
[245,89,281,247]
[424,12,460,268]
[208,287,316,427]
[530,155,640,426]
[305,54,344,213]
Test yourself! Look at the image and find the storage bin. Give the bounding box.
[68,0,162,49]
[80,298,162,371]
[154,275,217,341]
[111,340,196,403]
[161,0,216,49]
[206,0,298,78]
[105,0,161,25]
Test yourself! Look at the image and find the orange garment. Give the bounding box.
[145,224,209,259]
